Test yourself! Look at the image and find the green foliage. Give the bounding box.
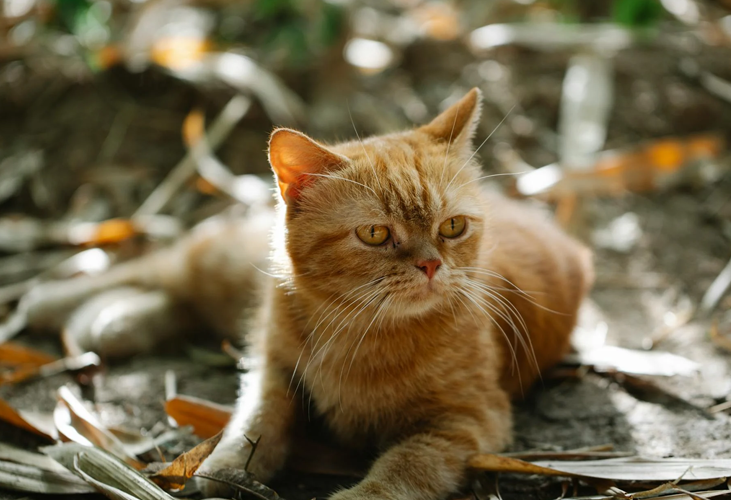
[248,0,346,68]
[612,0,665,27]
[55,0,91,32]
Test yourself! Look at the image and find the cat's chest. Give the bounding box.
[292,331,452,443]
[300,359,424,444]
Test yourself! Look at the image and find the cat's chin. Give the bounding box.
[389,287,445,319]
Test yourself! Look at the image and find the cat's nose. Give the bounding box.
[416,259,442,280]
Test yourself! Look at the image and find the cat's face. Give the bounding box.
[270,89,487,320]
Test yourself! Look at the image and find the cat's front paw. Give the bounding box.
[195,442,249,497]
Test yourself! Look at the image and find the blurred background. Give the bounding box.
[2,1,731,499]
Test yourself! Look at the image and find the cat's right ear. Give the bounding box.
[418,88,482,151]
[268,128,349,204]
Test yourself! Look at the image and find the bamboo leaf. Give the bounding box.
[57,386,146,469]
[0,398,56,440]
[164,395,231,439]
[0,454,94,494]
[149,431,222,490]
[470,455,731,482]
[44,443,174,500]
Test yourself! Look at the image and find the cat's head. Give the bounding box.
[269,88,488,320]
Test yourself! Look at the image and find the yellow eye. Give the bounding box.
[439,216,466,239]
[356,225,390,246]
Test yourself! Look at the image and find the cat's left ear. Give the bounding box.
[269,128,349,204]
[418,88,482,151]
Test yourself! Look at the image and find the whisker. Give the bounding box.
[445,104,516,191]
[457,267,567,315]
[291,280,382,398]
[335,290,385,411]
[302,286,381,410]
[347,103,383,192]
[345,292,390,378]
[455,170,530,190]
[309,284,385,383]
[457,288,520,384]
[462,280,540,393]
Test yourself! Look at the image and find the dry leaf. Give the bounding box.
[149,431,222,490]
[88,219,137,246]
[0,341,58,384]
[1,352,100,385]
[566,346,699,377]
[68,219,137,246]
[165,395,231,439]
[0,398,56,439]
[0,460,95,494]
[0,342,56,366]
[516,134,725,199]
[57,386,146,469]
[44,443,174,500]
[470,454,731,482]
[195,467,281,500]
[0,442,94,494]
[151,36,210,71]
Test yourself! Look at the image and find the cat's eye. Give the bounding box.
[439,216,466,239]
[356,225,390,246]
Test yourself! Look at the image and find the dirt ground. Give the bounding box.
[1,22,731,500]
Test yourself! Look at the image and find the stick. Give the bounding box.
[133,95,251,218]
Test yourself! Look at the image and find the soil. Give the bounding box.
[1,18,731,500]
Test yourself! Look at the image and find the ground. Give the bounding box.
[1,17,731,500]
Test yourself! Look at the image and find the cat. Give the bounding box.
[18,88,592,500]
[195,88,593,498]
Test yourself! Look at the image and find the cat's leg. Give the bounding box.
[20,248,185,334]
[17,212,270,349]
[330,410,512,500]
[197,361,296,495]
[63,287,195,357]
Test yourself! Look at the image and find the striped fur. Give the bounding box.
[199,88,593,500]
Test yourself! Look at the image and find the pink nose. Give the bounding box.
[416,259,442,280]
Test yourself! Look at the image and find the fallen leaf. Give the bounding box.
[0,342,56,366]
[149,431,222,490]
[57,386,146,469]
[470,455,731,482]
[1,352,100,385]
[151,36,210,71]
[44,443,174,500]
[0,343,57,383]
[0,442,92,494]
[0,398,56,439]
[67,219,137,246]
[110,426,191,457]
[74,450,174,500]
[0,459,95,494]
[195,467,281,500]
[165,395,231,439]
[566,346,699,377]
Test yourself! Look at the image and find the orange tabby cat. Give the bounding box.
[195,88,593,498]
[19,88,591,499]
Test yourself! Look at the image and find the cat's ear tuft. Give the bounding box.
[419,88,482,149]
[269,128,348,203]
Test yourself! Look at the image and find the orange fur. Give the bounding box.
[198,88,593,500]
